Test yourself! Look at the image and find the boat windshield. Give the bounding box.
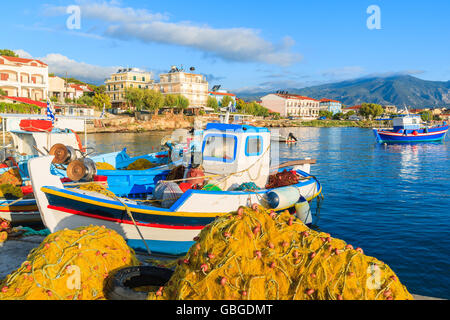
[202,134,237,163]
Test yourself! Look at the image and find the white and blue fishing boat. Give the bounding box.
[373,114,448,143]
[29,123,322,256]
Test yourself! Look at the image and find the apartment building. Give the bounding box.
[0,55,48,101]
[260,93,321,118]
[105,68,154,109]
[157,66,209,108]
[320,98,342,115]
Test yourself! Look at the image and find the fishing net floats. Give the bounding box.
[148,206,413,301]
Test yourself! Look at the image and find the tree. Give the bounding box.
[0,49,18,57]
[332,112,344,120]
[358,103,383,120]
[221,96,234,109]
[143,90,164,114]
[124,87,145,111]
[319,110,333,119]
[164,94,178,114]
[92,93,111,111]
[77,94,94,106]
[343,110,355,120]
[0,89,7,96]
[236,99,247,112]
[206,96,219,112]
[420,110,432,122]
[175,94,189,113]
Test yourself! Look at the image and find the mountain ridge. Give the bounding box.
[237,75,450,108]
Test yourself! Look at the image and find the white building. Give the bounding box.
[0,55,48,101]
[260,93,321,118]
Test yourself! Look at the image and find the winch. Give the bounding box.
[49,144,77,165]
[66,158,97,182]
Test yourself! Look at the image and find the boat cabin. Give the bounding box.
[9,129,82,160]
[393,115,422,131]
[200,123,271,191]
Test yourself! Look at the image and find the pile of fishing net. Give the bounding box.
[95,162,116,171]
[149,206,413,300]
[266,170,300,189]
[0,218,11,243]
[0,225,140,300]
[0,184,23,199]
[126,159,158,171]
[0,168,22,187]
[77,183,115,199]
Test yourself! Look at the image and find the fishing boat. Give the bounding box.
[29,123,322,256]
[373,115,448,143]
[0,121,183,223]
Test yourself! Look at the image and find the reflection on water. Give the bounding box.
[85,127,450,299]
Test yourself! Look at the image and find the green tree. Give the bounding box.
[50,96,58,103]
[77,94,94,106]
[420,110,432,122]
[92,93,111,111]
[358,103,383,120]
[206,96,219,112]
[124,87,145,111]
[0,49,18,57]
[164,94,178,113]
[221,96,234,109]
[319,110,333,119]
[175,94,189,113]
[143,90,164,114]
[343,110,355,120]
[332,112,344,120]
[236,99,247,112]
[0,88,7,96]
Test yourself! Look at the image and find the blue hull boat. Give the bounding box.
[373,114,448,143]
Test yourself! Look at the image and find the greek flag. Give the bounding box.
[100,103,105,119]
[47,100,55,123]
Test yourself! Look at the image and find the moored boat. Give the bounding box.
[373,115,448,143]
[29,123,322,256]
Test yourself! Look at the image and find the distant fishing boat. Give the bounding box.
[29,123,322,256]
[373,115,448,143]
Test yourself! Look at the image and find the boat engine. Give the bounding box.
[49,144,77,165]
[66,158,97,182]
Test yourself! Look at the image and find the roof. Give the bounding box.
[69,84,93,92]
[272,93,318,102]
[208,91,236,97]
[320,98,341,104]
[205,123,270,133]
[3,96,47,108]
[0,55,47,66]
[344,105,362,110]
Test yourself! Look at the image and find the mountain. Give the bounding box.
[238,75,450,108]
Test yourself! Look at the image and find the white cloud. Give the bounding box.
[14,49,33,59]
[15,49,122,83]
[43,1,301,66]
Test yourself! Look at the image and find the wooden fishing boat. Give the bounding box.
[29,123,322,256]
[0,126,183,223]
[373,115,448,143]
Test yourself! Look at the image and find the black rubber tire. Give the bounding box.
[104,266,174,300]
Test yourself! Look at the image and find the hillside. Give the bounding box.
[238,75,450,108]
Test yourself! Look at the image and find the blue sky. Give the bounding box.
[2,0,449,92]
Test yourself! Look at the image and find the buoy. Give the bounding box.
[266,186,301,210]
[295,197,311,225]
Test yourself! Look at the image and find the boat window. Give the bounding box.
[202,134,237,163]
[245,136,263,156]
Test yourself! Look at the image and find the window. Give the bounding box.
[245,136,263,156]
[202,134,237,163]
[142,77,145,81]
[133,76,137,81]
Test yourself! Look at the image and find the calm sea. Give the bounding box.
[85,127,450,299]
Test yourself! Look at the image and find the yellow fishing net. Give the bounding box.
[0,218,10,243]
[0,184,24,199]
[95,162,116,171]
[0,169,22,187]
[126,159,158,171]
[0,225,140,300]
[149,206,413,300]
[78,183,115,198]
